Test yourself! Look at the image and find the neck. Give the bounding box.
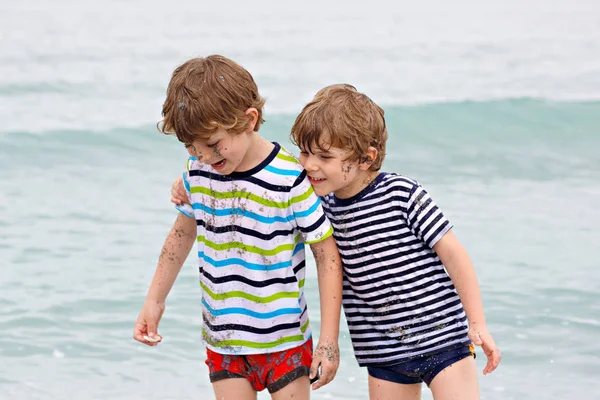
[334,170,379,199]
[236,132,274,172]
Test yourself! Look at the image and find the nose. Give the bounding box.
[302,155,319,172]
[199,151,214,164]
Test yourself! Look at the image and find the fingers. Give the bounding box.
[309,359,321,389]
[479,332,501,375]
[309,356,325,382]
[176,187,187,199]
[171,179,181,204]
[133,328,147,344]
[143,334,163,346]
[133,317,162,347]
[171,195,182,205]
[171,178,180,192]
[146,320,162,346]
[133,325,159,346]
[147,319,157,336]
[483,348,501,375]
[310,341,340,390]
[170,177,188,205]
[133,328,162,347]
[468,327,501,375]
[312,361,336,390]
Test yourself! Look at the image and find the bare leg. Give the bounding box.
[429,356,479,400]
[271,376,310,400]
[368,375,422,400]
[212,377,257,400]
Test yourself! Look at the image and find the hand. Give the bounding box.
[310,339,340,390]
[468,324,501,375]
[133,300,165,346]
[170,176,189,205]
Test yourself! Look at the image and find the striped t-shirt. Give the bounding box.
[178,142,333,355]
[321,172,470,367]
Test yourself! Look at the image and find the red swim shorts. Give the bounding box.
[205,338,313,393]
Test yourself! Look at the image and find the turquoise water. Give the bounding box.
[2,1,600,399]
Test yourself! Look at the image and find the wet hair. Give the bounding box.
[290,84,387,171]
[158,55,265,143]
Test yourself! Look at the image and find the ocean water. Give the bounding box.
[1,1,600,399]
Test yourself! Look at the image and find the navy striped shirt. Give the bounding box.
[321,173,470,367]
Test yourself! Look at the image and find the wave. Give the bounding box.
[384,97,600,144]
[2,97,597,183]
[2,97,598,139]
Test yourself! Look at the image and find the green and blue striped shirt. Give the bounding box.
[178,143,333,355]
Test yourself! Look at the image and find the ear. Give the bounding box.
[244,108,259,133]
[359,146,378,171]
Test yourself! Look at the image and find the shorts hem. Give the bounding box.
[424,351,473,387]
[209,370,245,383]
[267,366,311,393]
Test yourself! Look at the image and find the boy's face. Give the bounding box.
[185,128,251,175]
[299,143,372,199]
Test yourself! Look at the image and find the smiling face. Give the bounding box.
[184,128,254,175]
[289,85,388,198]
[299,141,378,199]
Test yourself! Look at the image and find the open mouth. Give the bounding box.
[308,176,326,184]
[212,159,226,169]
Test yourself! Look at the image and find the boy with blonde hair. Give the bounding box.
[172,83,501,399]
[134,55,343,400]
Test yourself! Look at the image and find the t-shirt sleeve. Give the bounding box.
[175,158,194,219]
[290,172,333,245]
[405,182,452,248]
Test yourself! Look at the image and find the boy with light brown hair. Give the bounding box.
[291,83,501,399]
[173,82,501,399]
[134,55,344,400]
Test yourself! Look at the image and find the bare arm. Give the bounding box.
[434,230,485,326]
[133,212,197,345]
[434,230,501,374]
[308,235,343,389]
[145,212,197,302]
